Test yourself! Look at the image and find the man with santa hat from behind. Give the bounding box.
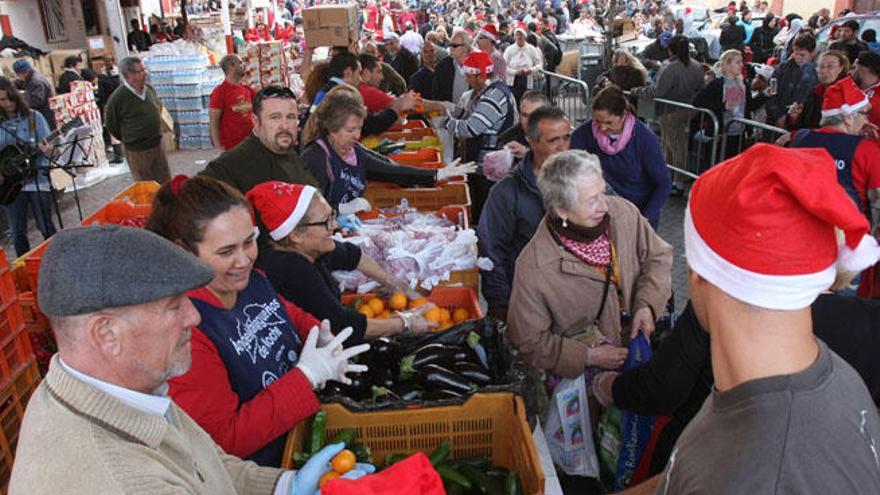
[649,143,880,494]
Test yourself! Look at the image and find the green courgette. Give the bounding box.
[428,440,452,467]
[437,464,473,490]
[309,411,327,454]
[331,428,356,447]
[460,465,505,494]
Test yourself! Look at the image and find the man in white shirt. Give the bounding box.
[400,22,424,55]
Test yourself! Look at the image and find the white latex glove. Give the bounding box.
[396,304,439,334]
[296,326,370,390]
[382,274,420,299]
[314,319,335,347]
[436,158,477,181]
[338,197,372,215]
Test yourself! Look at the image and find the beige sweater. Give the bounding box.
[9,355,284,494]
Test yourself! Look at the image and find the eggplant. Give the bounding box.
[377,368,397,389]
[423,388,465,401]
[399,343,455,378]
[451,361,492,385]
[323,380,347,396]
[371,385,402,404]
[340,371,372,401]
[392,382,424,401]
[448,344,478,363]
[372,337,399,359]
[417,364,477,395]
[467,331,489,369]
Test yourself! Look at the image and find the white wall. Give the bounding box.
[0,0,88,51]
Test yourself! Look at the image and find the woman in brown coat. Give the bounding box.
[508,150,673,378]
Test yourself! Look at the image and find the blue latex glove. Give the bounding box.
[336,213,363,233]
[340,462,376,480]
[289,442,344,495]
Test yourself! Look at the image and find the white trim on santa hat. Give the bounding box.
[838,232,880,273]
[478,29,497,42]
[463,64,494,75]
[269,185,316,241]
[820,95,870,118]
[684,208,836,310]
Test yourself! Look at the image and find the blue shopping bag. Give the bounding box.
[612,334,655,490]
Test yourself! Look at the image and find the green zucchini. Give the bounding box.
[309,411,326,454]
[428,440,453,467]
[437,464,473,490]
[331,428,357,447]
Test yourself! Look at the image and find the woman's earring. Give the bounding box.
[562,218,568,228]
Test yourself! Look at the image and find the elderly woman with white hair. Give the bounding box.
[507,150,673,379]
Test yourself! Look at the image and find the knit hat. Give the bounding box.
[478,24,499,43]
[38,225,215,316]
[821,77,869,118]
[514,21,528,36]
[12,59,32,74]
[684,143,880,310]
[462,50,494,78]
[246,181,317,241]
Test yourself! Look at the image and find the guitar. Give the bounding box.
[0,117,83,205]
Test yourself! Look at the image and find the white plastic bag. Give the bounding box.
[483,147,514,181]
[543,373,600,477]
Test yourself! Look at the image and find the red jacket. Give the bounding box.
[168,283,321,459]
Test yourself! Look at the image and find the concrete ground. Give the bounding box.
[4,148,691,312]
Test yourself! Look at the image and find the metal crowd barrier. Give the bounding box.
[632,95,721,180]
[541,70,591,128]
[719,118,788,161]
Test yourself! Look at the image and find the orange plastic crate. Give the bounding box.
[341,286,483,322]
[387,120,428,132]
[378,128,437,140]
[362,183,471,221]
[356,205,469,229]
[282,393,544,494]
[0,329,33,383]
[0,358,40,491]
[388,148,441,167]
[111,181,161,205]
[438,267,480,293]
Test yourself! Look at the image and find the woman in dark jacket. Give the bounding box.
[299,86,473,214]
[749,14,779,63]
[693,49,755,159]
[787,50,850,130]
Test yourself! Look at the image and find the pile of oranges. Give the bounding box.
[355,292,471,332]
[318,449,357,487]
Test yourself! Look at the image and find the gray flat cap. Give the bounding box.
[38,225,215,316]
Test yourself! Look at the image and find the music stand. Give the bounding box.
[45,124,97,228]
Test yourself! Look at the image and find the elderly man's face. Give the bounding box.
[384,38,400,55]
[449,35,470,62]
[125,62,148,90]
[119,293,201,391]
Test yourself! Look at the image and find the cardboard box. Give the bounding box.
[0,56,35,79]
[85,35,114,58]
[613,18,638,43]
[47,49,88,84]
[162,131,177,153]
[303,4,358,47]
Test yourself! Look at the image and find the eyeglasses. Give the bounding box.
[449,43,465,48]
[254,85,296,106]
[300,211,337,231]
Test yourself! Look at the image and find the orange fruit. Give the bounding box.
[390,292,408,311]
[438,308,451,324]
[379,310,391,319]
[368,298,385,314]
[331,449,357,474]
[409,297,428,309]
[438,321,454,331]
[453,308,470,323]
[424,306,441,323]
[319,471,341,487]
[358,305,375,318]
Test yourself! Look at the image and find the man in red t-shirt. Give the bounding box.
[209,54,256,150]
[357,53,395,112]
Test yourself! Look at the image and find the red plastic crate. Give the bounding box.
[0,358,40,492]
[111,181,161,205]
[0,329,33,383]
[388,148,442,168]
[387,120,427,132]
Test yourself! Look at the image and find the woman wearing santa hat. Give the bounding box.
[247,180,438,341]
[145,175,370,468]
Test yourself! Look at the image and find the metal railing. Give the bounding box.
[632,94,721,180]
[541,70,591,128]
[719,118,788,161]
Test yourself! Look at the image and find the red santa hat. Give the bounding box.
[478,24,499,43]
[462,50,494,78]
[245,181,317,241]
[821,77,869,118]
[685,143,880,310]
[514,21,528,36]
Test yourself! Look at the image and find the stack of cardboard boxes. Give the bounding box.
[85,35,116,74]
[302,4,359,47]
[48,80,108,170]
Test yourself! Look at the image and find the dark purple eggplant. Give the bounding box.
[377,368,397,389]
[341,371,372,401]
[448,345,479,364]
[399,343,456,378]
[392,383,424,401]
[423,388,465,401]
[417,364,477,395]
[451,361,492,385]
[323,380,347,396]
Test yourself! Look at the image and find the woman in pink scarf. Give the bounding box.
[571,86,671,229]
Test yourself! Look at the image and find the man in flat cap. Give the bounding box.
[8,225,359,494]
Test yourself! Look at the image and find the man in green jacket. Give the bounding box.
[200,85,318,194]
[106,56,171,183]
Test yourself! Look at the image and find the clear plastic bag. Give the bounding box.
[483,147,514,181]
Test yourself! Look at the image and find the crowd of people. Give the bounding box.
[5,0,880,494]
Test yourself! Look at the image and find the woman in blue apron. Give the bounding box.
[146,174,369,467]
